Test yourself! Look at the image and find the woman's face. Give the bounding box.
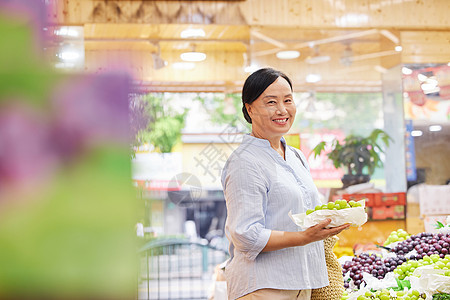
[246,76,296,139]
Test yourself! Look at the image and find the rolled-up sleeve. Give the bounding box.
[222,157,271,261]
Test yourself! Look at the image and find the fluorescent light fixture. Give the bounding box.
[180,28,206,39]
[338,13,369,26]
[276,50,300,60]
[417,73,428,82]
[54,26,81,37]
[305,73,322,83]
[411,130,423,137]
[305,55,330,64]
[395,46,403,52]
[402,67,413,75]
[244,64,259,73]
[429,125,442,132]
[58,51,80,61]
[172,62,195,70]
[180,51,206,62]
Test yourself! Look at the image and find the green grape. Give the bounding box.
[308,199,361,215]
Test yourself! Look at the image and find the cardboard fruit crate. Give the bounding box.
[392,205,405,219]
[370,205,406,220]
[371,206,394,220]
[374,192,406,206]
[342,193,376,207]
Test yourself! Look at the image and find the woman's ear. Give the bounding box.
[245,103,252,116]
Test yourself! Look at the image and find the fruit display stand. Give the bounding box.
[338,223,450,300]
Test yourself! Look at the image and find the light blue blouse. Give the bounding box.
[221,134,328,300]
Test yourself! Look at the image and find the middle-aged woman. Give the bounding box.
[221,68,350,300]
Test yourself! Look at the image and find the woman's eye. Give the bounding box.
[285,99,293,103]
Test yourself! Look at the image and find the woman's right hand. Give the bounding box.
[302,218,350,244]
[262,219,350,252]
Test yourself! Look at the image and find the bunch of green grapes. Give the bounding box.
[393,254,450,280]
[306,199,362,215]
[384,229,411,246]
[345,289,426,300]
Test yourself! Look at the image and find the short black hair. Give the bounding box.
[241,68,293,124]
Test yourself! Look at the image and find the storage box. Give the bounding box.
[393,205,405,219]
[370,205,406,220]
[371,206,394,220]
[342,193,376,207]
[374,192,406,206]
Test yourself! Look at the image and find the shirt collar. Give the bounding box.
[242,133,287,149]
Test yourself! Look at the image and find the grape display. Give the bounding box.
[393,254,450,280]
[341,253,405,289]
[349,288,426,300]
[340,230,450,299]
[389,232,450,259]
[384,229,411,246]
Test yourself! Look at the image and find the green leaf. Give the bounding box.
[435,221,445,229]
[311,141,327,158]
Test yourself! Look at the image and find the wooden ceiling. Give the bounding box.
[49,0,450,93]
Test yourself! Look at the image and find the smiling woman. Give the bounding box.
[221,68,350,300]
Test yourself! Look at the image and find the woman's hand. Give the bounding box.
[302,219,350,244]
[262,219,350,252]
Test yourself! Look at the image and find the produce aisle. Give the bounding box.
[334,219,450,299]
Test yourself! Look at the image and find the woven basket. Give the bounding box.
[310,236,344,300]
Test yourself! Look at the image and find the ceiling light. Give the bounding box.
[180,51,206,62]
[305,74,322,83]
[172,62,195,70]
[58,51,80,61]
[305,55,330,64]
[54,26,81,37]
[337,13,369,26]
[402,67,413,75]
[276,50,300,60]
[429,125,442,132]
[395,46,403,52]
[411,130,423,137]
[244,64,259,73]
[180,28,205,39]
